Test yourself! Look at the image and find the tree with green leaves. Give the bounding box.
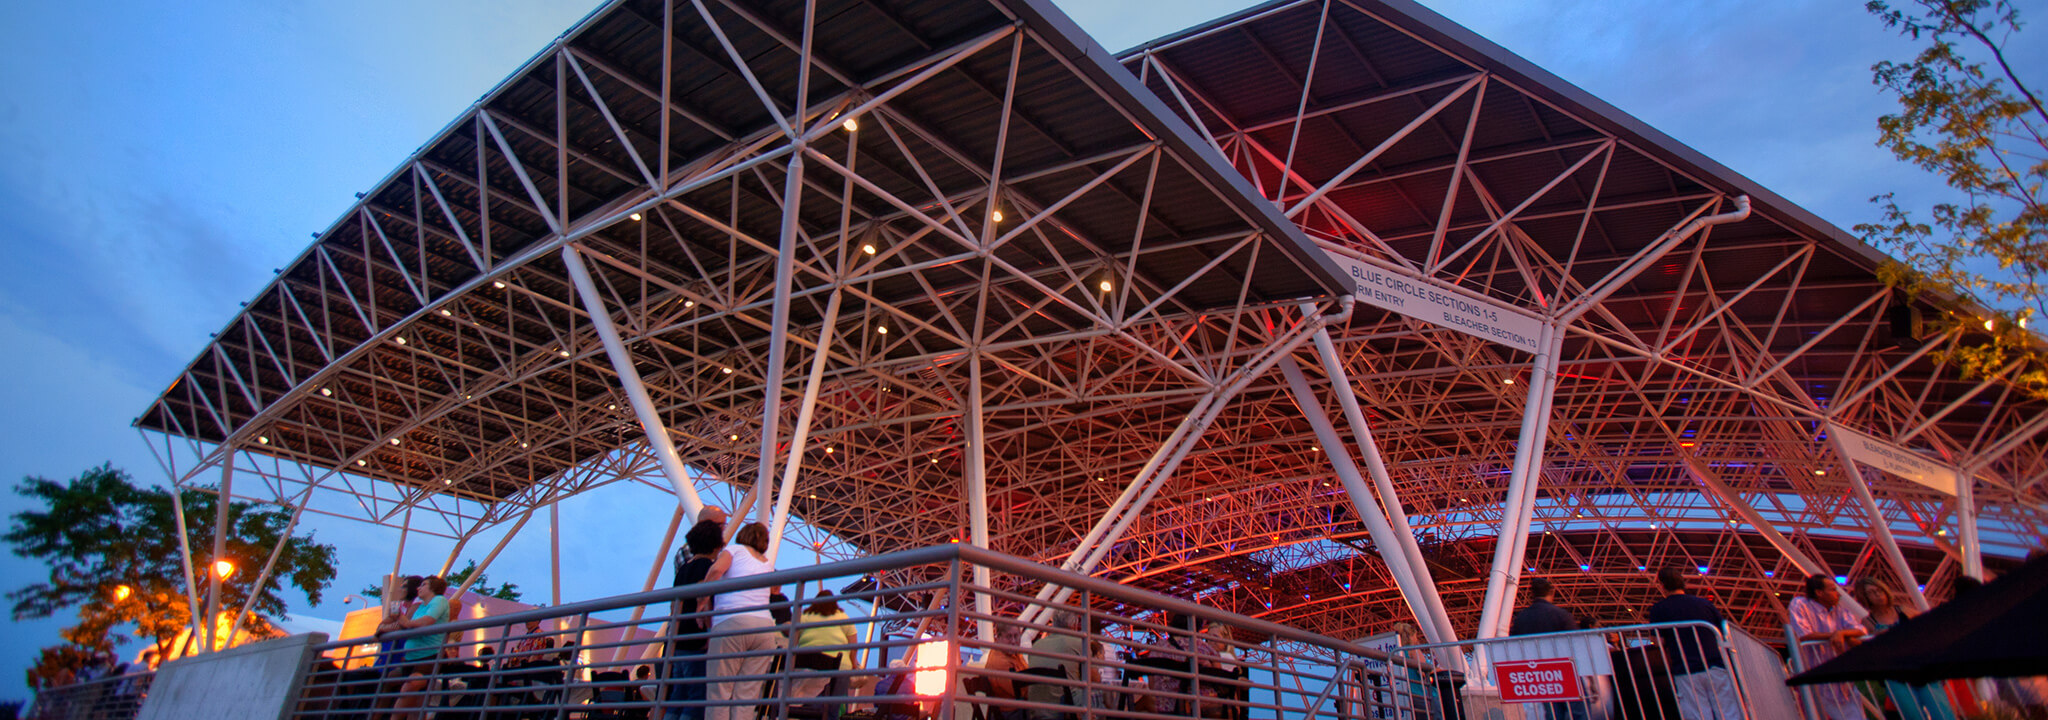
[1861,0,2048,395]
[4,465,338,685]
[362,559,521,602]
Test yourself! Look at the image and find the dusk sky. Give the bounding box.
[0,0,2036,702]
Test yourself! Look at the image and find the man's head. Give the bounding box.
[698,506,728,526]
[1526,577,1555,601]
[685,520,726,556]
[1804,573,1840,606]
[1657,566,1690,593]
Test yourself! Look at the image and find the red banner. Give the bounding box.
[1495,658,1581,702]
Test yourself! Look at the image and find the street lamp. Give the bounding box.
[112,584,133,602]
[213,559,236,579]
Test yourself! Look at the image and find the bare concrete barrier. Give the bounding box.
[139,633,328,720]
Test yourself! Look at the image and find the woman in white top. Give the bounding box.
[703,523,782,720]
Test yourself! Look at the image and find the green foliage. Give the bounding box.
[3,465,339,659]
[361,559,520,602]
[1861,0,2048,395]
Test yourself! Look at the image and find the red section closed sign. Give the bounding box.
[1495,658,1581,702]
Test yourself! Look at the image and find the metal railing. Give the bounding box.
[26,671,154,720]
[1393,622,1756,720]
[287,543,1425,719]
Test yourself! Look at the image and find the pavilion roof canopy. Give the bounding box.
[136,0,1350,506]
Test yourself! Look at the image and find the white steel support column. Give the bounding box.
[203,460,235,652]
[613,503,689,663]
[1476,323,1560,639]
[750,155,807,523]
[1683,455,1867,616]
[1959,466,1983,578]
[550,501,563,607]
[1022,299,1353,623]
[766,289,844,563]
[450,509,536,600]
[967,353,995,641]
[224,485,320,648]
[1278,357,1431,630]
[166,472,207,655]
[561,245,706,519]
[1827,436,1931,611]
[1308,328,1457,645]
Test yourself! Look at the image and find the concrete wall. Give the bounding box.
[139,632,327,720]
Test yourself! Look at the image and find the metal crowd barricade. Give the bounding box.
[283,543,1426,720]
[26,670,154,720]
[1393,622,1757,720]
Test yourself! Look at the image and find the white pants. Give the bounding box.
[1671,666,1744,720]
[707,615,783,720]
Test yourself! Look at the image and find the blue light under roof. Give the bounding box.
[1836,575,1849,585]
[1698,566,1710,575]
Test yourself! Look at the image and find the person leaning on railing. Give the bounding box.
[703,522,783,720]
[375,574,450,720]
[1788,574,1867,720]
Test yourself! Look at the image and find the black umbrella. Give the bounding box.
[1788,553,2048,686]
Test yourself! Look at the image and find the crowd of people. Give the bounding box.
[1496,566,2029,720]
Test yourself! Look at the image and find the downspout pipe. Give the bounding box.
[1561,195,1750,324]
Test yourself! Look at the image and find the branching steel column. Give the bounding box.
[1684,455,1830,578]
[967,352,994,641]
[1827,434,1931,611]
[561,245,706,518]
[1309,327,1456,645]
[1959,466,1983,578]
[767,289,844,563]
[550,501,562,606]
[1476,322,1559,640]
[1023,299,1354,623]
[166,464,207,655]
[750,155,807,523]
[613,503,688,663]
[450,507,536,600]
[203,460,235,652]
[1278,357,1432,633]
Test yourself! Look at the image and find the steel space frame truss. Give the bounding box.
[135,0,2048,651]
[1085,0,2048,643]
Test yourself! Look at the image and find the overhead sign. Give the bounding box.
[1827,423,1959,496]
[1495,658,1581,703]
[1322,249,1545,354]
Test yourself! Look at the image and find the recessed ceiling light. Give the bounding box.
[440,309,452,317]
[721,367,733,374]
[861,244,877,255]
[390,438,401,445]
[629,212,643,222]
[842,118,859,132]
[320,388,332,397]
[493,281,507,289]
[1099,280,1113,292]
[257,436,269,444]
[395,337,407,345]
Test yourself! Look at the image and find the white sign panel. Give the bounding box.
[1827,423,1959,496]
[1323,249,1545,354]
[1354,630,1402,673]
